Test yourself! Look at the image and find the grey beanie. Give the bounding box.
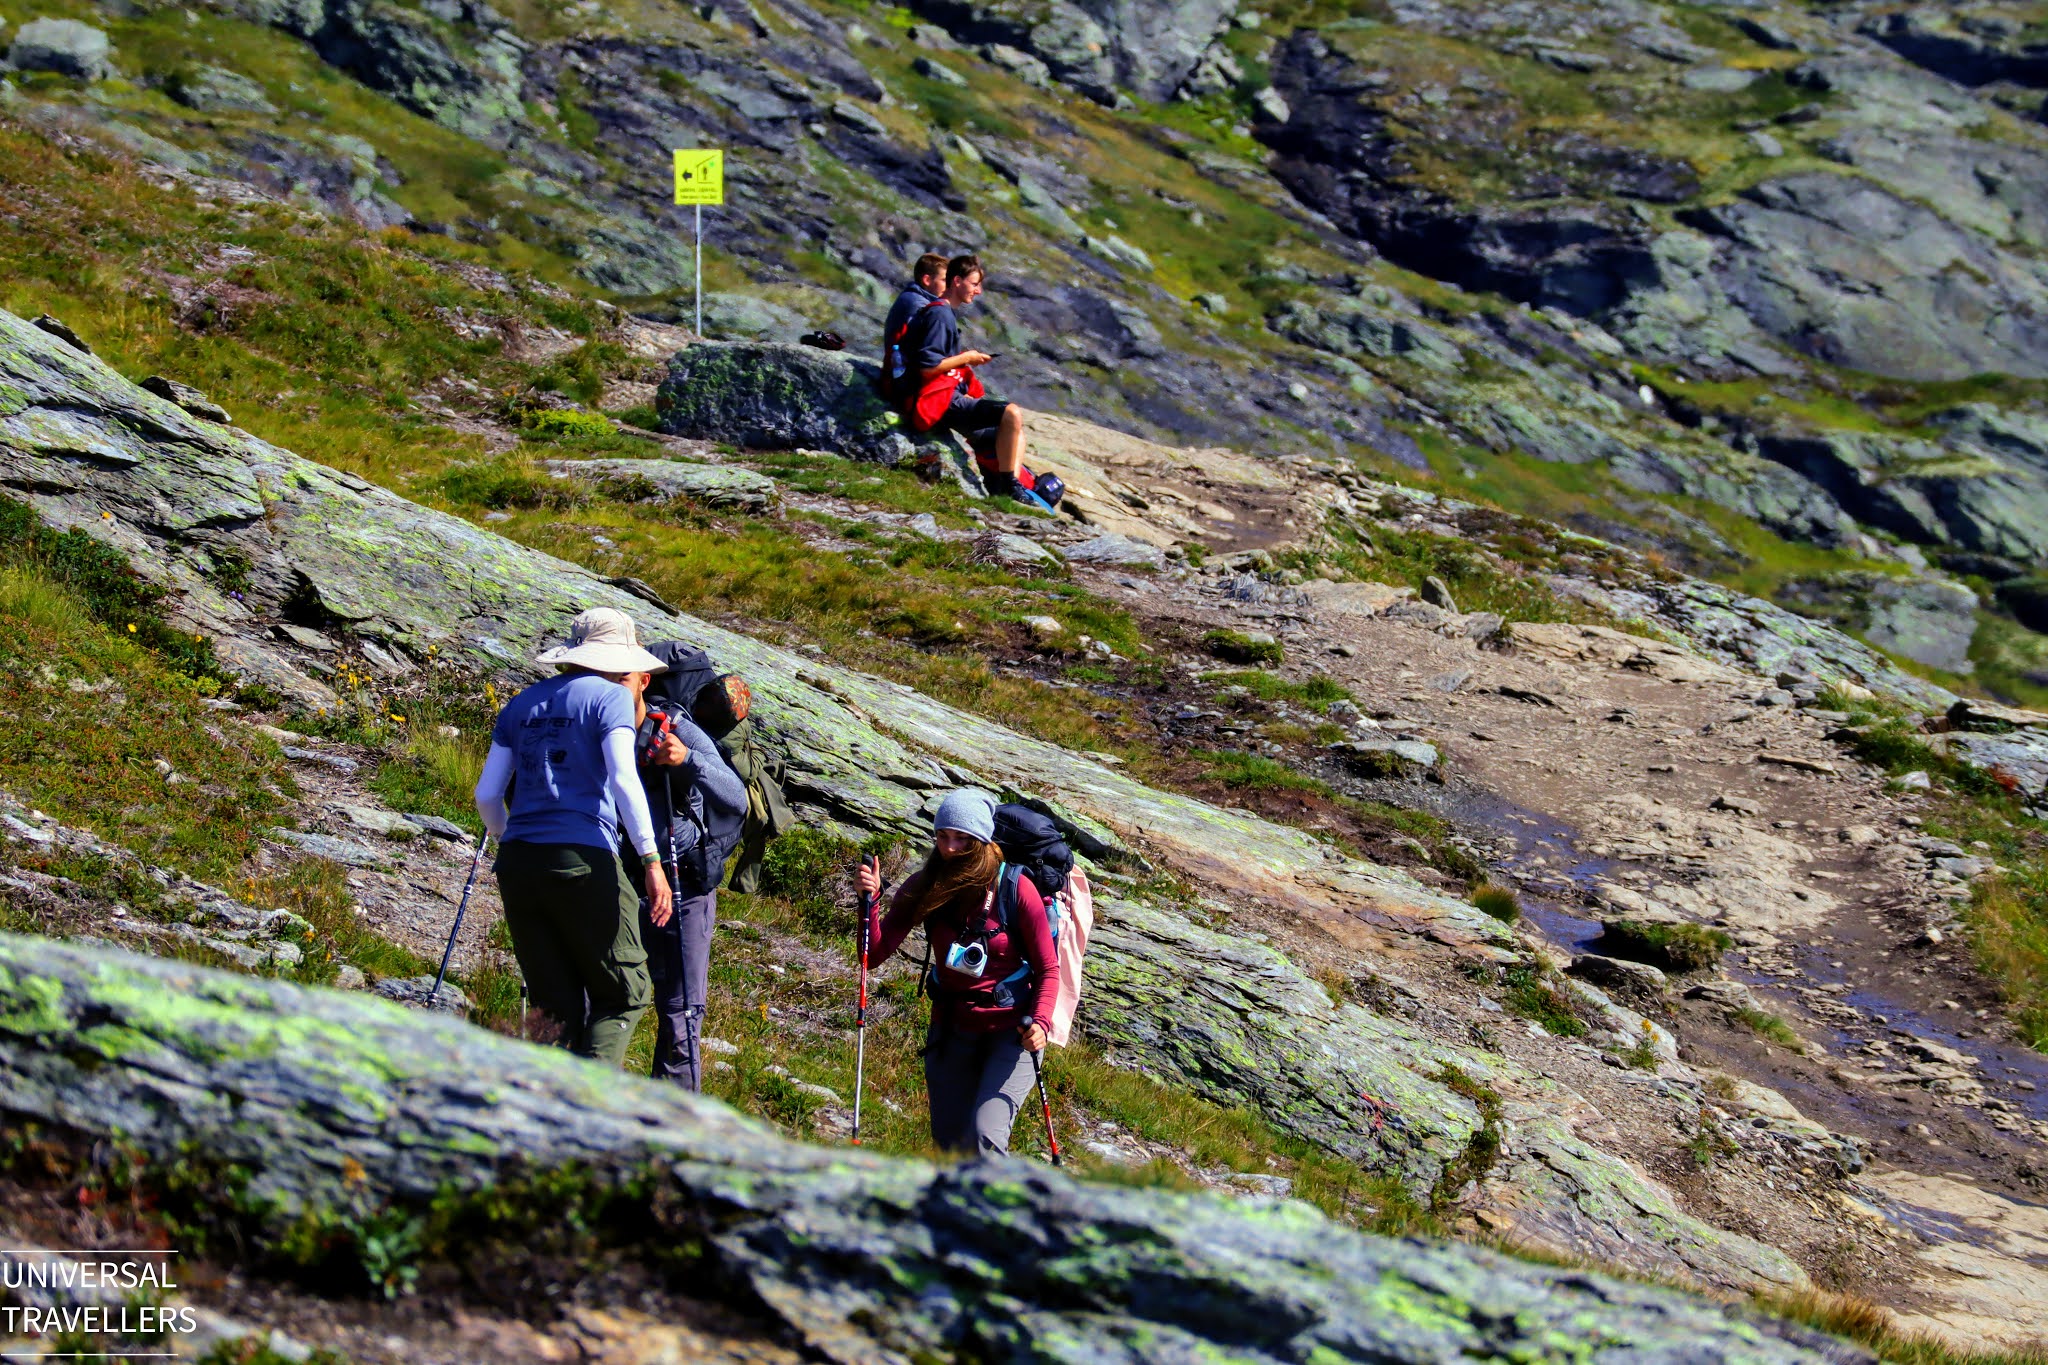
[932,788,997,843]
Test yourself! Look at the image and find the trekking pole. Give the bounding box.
[853,853,877,1145]
[1030,1046,1063,1167]
[431,830,489,1005]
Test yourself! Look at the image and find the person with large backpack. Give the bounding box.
[854,789,1059,1156]
[640,642,795,895]
[627,660,748,1090]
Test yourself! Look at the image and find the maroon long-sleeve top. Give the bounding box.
[868,865,1059,1034]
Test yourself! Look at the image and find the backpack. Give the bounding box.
[880,297,939,405]
[992,803,1073,901]
[644,641,719,715]
[639,705,747,897]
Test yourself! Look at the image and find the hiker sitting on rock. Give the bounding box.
[901,254,1057,513]
[855,789,1059,1156]
[627,665,747,1092]
[474,607,669,1068]
[879,251,948,403]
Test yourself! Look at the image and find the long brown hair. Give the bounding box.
[899,839,1002,926]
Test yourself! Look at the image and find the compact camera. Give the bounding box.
[944,939,989,978]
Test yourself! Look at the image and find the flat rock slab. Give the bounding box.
[1063,532,1167,566]
[268,828,389,869]
[547,458,780,513]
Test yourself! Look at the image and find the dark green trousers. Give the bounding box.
[494,841,650,1067]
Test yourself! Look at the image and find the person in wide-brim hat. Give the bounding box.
[536,606,668,675]
[475,605,673,1066]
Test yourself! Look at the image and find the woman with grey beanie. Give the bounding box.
[855,788,1060,1156]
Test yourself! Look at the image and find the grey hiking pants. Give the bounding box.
[925,1024,1038,1156]
[641,888,716,1090]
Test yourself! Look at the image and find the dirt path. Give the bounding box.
[1070,558,2048,1351]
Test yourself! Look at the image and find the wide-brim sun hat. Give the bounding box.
[536,606,667,675]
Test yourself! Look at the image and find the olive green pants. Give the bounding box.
[494,841,650,1067]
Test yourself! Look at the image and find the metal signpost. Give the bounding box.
[672,149,725,337]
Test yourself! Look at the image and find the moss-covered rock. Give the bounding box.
[0,932,1842,1358]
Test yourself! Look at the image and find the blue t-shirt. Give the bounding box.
[490,672,636,850]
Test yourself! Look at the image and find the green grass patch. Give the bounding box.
[1598,919,1731,973]
[1201,669,1350,705]
[369,726,487,833]
[1201,629,1284,665]
[1501,964,1587,1037]
[1471,883,1520,924]
[1197,749,1330,795]
[0,561,288,879]
[1732,1006,1805,1053]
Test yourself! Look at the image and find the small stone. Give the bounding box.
[1195,292,1229,314]
[333,964,367,991]
[1710,793,1762,815]
[1022,614,1063,638]
[1746,130,1784,158]
[31,314,91,354]
[402,813,470,842]
[1897,770,1933,791]
[281,747,359,774]
[1420,575,1458,612]
[268,829,388,869]
[913,55,969,86]
[374,974,469,1013]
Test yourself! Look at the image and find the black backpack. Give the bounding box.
[644,641,719,714]
[993,803,1073,902]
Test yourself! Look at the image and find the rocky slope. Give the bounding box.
[2,0,2047,697]
[7,300,2048,1355]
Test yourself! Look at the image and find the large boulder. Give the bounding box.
[7,18,111,80]
[167,63,277,114]
[1776,573,1980,676]
[0,934,1851,1362]
[1757,417,2048,564]
[655,340,916,464]
[909,0,1238,102]
[1684,173,2048,382]
[1863,10,2048,89]
[248,0,525,142]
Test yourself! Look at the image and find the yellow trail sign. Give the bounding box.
[673,149,725,206]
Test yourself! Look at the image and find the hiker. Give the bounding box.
[901,254,1061,513]
[640,640,796,894]
[629,668,747,1091]
[854,789,1060,1156]
[475,607,669,1067]
[880,251,948,403]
